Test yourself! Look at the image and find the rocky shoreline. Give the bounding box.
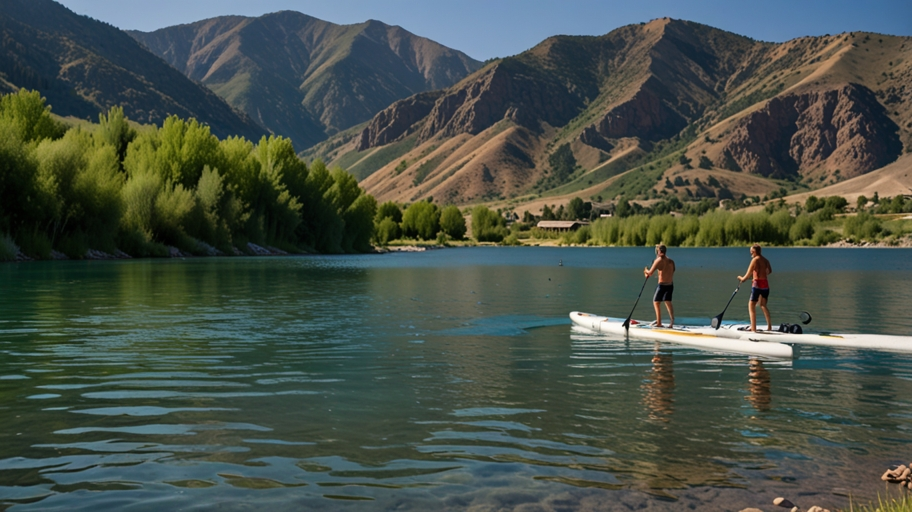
[826,236,912,248]
[737,462,912,512]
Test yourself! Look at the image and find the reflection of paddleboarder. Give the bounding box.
[746,358,771,412]
[642,344,674,421]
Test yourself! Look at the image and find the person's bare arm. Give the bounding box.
[738,259,756,283]
[644,258,660,278]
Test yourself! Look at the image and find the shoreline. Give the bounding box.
[4,237,912,263]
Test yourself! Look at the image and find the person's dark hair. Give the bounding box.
[752,244,762,255]
[656,244,667,255]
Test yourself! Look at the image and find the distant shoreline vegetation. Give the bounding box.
[372,196,912,249]
[0,90,377,261]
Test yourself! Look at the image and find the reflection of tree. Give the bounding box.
[642,344,674,422]
[746,358,771,411]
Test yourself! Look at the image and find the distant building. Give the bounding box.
[536,220,589,232]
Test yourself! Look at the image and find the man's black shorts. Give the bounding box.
[750,287,770,302]
[653,284,673,302]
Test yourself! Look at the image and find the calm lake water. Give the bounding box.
[2,247,912,511]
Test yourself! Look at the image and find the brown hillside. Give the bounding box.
[130,12,482,151]
[785,152,912,205]
[309,21,911,209]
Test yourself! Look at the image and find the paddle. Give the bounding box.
[798,311,812,325]
[622,275,650,333]
[711,283,741,329]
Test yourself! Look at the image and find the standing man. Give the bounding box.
[644,244,675,328]
[738,244,772,332]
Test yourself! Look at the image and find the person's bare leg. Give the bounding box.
[759,296,771,331]
[653,301,663,327]
[748,300,758,332]
[665,302,674,328]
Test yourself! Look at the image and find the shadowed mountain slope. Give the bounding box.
[0,0,266,140]
[129,12,482,150]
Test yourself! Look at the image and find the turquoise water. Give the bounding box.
[1,247,911,511]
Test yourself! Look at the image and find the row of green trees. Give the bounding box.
[373,200,468,245]
[559,207,902,247]
[0,90,377,260]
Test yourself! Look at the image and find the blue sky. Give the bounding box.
[57,0,911,61]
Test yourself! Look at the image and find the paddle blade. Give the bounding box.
[799,311,812,325]
[711,315,722,329]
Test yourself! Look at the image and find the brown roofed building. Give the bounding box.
[536,221,589,232]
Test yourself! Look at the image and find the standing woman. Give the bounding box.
[738,244,772,332]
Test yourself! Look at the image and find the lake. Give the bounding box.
[1,247,911,511]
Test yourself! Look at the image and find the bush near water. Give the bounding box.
[0,90,377,260]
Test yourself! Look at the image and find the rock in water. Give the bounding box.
[773,497,795,508]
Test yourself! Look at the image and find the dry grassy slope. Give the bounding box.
[785,152,912,205]
[361,121,551,204]
[130,12,482,151]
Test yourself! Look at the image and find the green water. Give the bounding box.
[1,247,911,511]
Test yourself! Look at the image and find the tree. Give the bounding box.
[856,195,868,212]
[541,205,556,221]
[548,143,577,182]
[375,217,400,246]
[341,194,378,252]
[616,197,632,218]
[805,195,823,213]
[824,196,848,213]
[889,194,907,214]
[566,197,586,220]
[157,116,221,188]
[471,205,507,242]
[375,201,403,224]
[0,122,43,236]
[439,205,466,239]
[0,89,65,142]
[401,201,440,240]
[96,106,136,165]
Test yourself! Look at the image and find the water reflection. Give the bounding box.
[642,344,675,422]
[747,359,772,412]
[2,250,912,511]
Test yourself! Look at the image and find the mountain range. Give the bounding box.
[0,0,265,140]
[305,18,911,210]
[128,12,482,150]
[1,2,909,211]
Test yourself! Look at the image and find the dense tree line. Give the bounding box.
[0,90,376,260]
[560,197,909,247]
[373,199,467,245]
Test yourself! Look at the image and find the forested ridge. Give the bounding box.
[0,90,377,260]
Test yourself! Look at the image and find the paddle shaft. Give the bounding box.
[712,284,741,329]
[622,275,651,332]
